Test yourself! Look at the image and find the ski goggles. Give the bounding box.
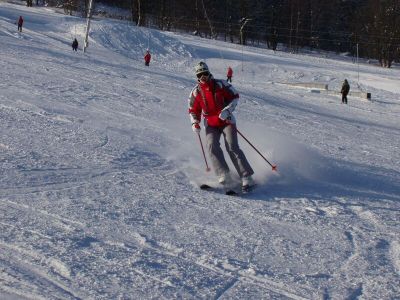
[196,71,210,79]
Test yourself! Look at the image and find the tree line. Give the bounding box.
[42,0,400,67]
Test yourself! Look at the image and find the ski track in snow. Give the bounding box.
[1,2,400,299]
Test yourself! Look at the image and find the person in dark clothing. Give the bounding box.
[72,38,78,51]
[341,79,350,104]
[17,16,23,32]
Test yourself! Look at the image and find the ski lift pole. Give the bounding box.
[83,0,94,52]
[357,43,360,87]
[240,18,252,74]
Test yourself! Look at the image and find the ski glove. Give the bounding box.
[219,109,236,124]
[192,122,201,133]
[219,109,231,121]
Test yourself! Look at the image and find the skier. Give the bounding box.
[341,79,350,104]
[226,66,233,82]
[188,61,255,192]
[144,50,151,66]
[17,16,23,32]
[72,38,78,51]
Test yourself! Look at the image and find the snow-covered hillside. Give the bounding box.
[1,2,400,299]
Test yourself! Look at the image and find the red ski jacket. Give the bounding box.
[188,77,239,127]
[227,67,233,77]
[144,53,151,63]
[18,17,23,26]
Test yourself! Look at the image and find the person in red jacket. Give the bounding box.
[17,16,23,32]
[188,61,254,191]
[144,50,151,66]
[226,66,233,82]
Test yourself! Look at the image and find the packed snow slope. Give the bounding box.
[1,2,400,299]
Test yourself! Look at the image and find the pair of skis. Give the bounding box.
[195,124,276,196]
[199,183,256,196]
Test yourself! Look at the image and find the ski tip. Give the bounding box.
[200,184,212,190]
[225,190,238,196]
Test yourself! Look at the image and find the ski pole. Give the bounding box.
[230,123,277,171]
[197,132,211,172]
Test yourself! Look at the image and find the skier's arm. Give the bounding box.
[222,98,238,114]
[221,81,239,113]
[218,81,238,122]
[188,87,202,125]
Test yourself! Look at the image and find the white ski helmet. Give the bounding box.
[194,61,210,76]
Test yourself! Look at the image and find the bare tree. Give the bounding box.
[131,0,144,26]
[200,0,215,38]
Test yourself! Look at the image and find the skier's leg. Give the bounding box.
[223,124,254,178]
[205,125,230,178]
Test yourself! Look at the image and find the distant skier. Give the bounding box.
[188,61,255,192]
[144,50,151,66]
[341,79,350,104]
[17,16,23,32]
[72,38,78,51]
[226,66,233,82]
